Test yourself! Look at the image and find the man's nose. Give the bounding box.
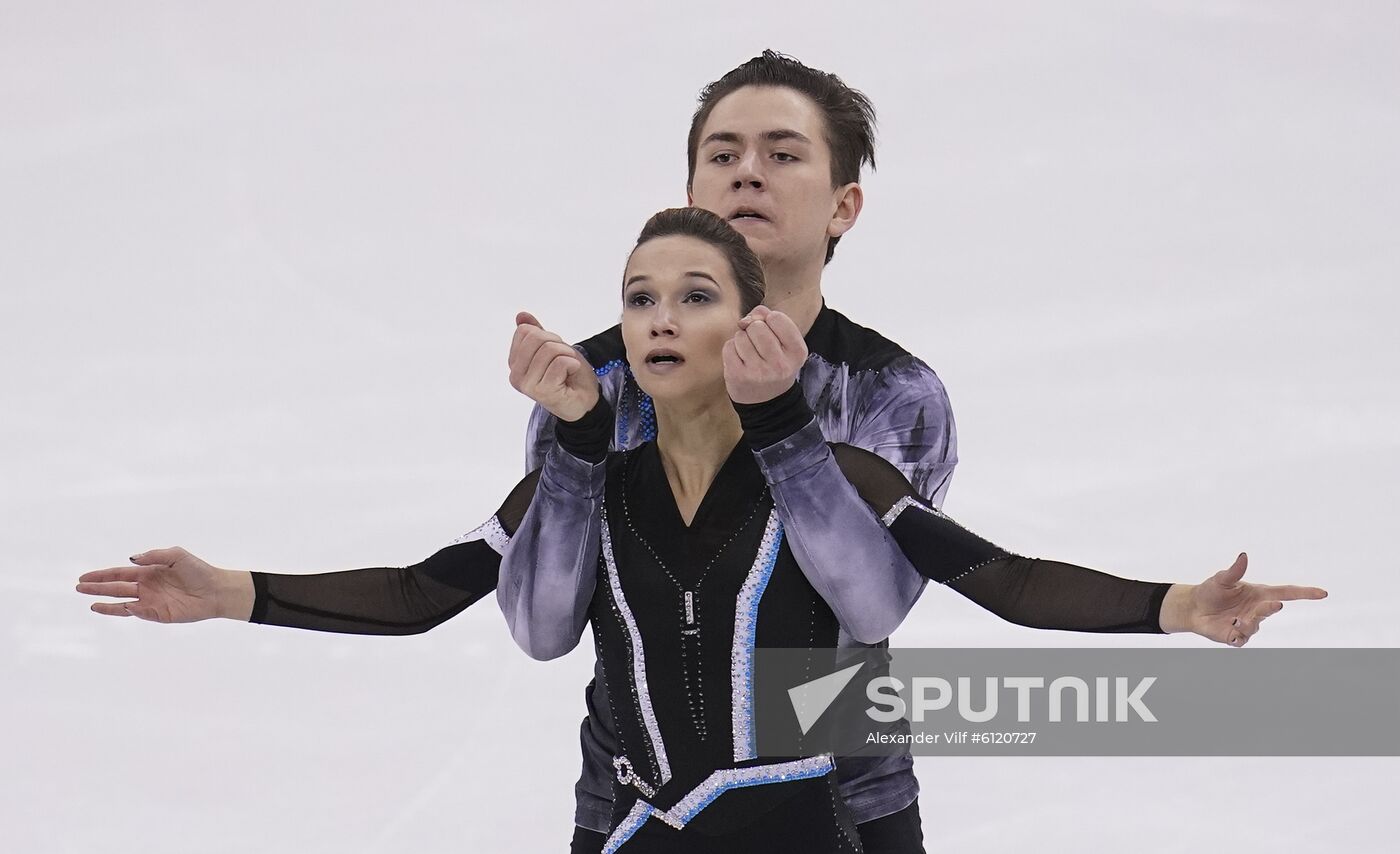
[732,151,764,190]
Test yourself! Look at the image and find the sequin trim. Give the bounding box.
[604,755,835,848]
[883,497,1012,556]
[601,507,672,785]
[597,361,656,448]
[594,358,626,378]
[447,515,510,554]
[730,508,784,762]
[881,494,959,527]
[601,799,653,854]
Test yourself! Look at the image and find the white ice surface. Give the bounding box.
[3,1,1397,852]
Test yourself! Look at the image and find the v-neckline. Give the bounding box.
[654,438,751,531]
[619,439,769,589]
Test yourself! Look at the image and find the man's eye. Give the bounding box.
[712,152,735,164]
[773,152,797,162]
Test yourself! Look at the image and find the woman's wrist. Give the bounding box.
[733,382,813,450]
[555,396,613,463]
[217,570,256,621]
[1158,583,1197,634]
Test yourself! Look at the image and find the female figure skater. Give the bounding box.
[76,209,1326,853]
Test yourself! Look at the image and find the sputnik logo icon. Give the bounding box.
[787,663,865,735]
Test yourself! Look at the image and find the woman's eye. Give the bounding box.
[626,294,653,307]
[684,291,712,304]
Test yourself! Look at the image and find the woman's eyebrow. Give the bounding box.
[684,272,719,285]
[624,275,650,287]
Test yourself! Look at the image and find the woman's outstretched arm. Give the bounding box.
[828,442,1328,645]
[75,471,541,636]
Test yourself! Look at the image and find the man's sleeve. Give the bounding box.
[848,356,958,506]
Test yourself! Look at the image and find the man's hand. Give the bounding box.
[1159,553,1328,645]
[508,311,600,422]
[723,306,808,405]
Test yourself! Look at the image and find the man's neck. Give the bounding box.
[758,258,825,336]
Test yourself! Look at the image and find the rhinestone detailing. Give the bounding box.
[880,495,921,527]
[730,509,785,762]
[600,507,672,786]
[448,515,511,554]
[880,494,958,527]
[602,755,835,849]
[661,755,833,829]
[601,799,654,854]
[612,755,656,798]
[595,359,626,378]
[882,496,1014,560]
[637,388,656,441]
[609,366,656,448]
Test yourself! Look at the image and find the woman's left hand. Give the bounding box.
[1161,553,1328,645]
[724,306,809,405]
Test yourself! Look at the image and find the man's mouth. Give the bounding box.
[729,208,769,223]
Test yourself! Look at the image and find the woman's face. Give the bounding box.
[621,234,744,404]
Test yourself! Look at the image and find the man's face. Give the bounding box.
[688,86,857,271]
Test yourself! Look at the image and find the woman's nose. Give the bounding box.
[650,304,678,337]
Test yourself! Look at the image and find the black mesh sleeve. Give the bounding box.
[830,444,1170,634]
[555,398,614,464]
[248,469,542,635]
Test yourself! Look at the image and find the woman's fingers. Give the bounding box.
[130,547,185,566]
[509,325,547,377]
[1224,602,1284,645]
[526,342,578,390]
[764,310,805,352]
[508,324,566,383]
[1264,584,1329,602]
[540,350,578,390]
[732,328,759,364]
[76,580,139,599]
[90,601,137,618]
[91,600,160,621]
[1214,553,1248,587]
[744,321,783,361]
[722,339,743,373]
[78,567,146,584]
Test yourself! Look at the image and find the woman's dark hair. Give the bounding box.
[686,50,878,265]
[628,207,766,314]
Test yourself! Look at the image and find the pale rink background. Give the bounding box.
[3,1,1397,852]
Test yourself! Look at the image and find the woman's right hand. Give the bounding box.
[508,311,600,422]
[76,547,254,623]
